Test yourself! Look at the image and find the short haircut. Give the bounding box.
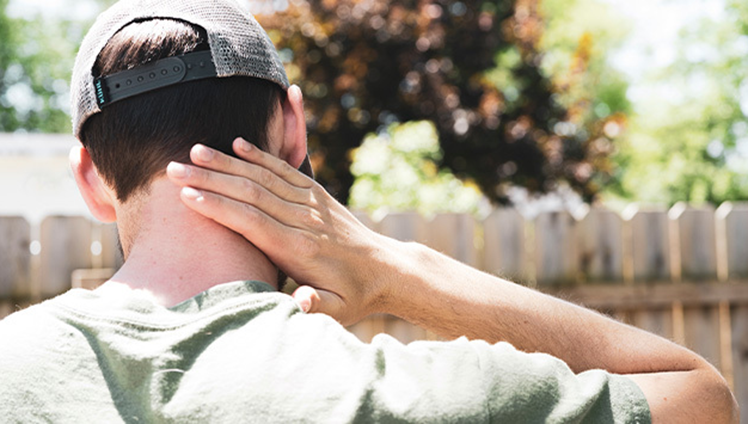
[80,18,284,203]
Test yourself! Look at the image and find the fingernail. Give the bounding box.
[167,162,190,178]
[182,187,204,201]
[237,138,252,152]
[298,299,311,313]
[195,145,214,162]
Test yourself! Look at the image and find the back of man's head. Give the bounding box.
[72,0,292,203]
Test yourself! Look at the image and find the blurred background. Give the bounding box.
[1,0,746,219]
[2,0,748,416]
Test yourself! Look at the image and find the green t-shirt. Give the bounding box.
[0,280,650,423]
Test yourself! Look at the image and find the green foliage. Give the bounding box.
[0,2,93,133]
[349,121,483,216]
[609,0,748,205]
[258,0,617,205]
[539,0,631,120]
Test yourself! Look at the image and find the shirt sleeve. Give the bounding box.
[361,334,651,424]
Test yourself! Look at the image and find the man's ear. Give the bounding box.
[69,145,117,223]
[279,85,308,169]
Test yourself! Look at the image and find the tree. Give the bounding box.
[610,0,748,205]
[256,0,618,204]
[0,0,96,133]
[348,120,484,216]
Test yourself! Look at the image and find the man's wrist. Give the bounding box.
[372,238,434,318]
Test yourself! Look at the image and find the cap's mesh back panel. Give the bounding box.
[71,0,290,138]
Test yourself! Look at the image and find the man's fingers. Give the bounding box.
[179,186,295,258]
[188,145,312,201]
[168,161,310,209]
[231,138,314,189]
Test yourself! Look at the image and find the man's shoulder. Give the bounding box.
[0,295,78,357]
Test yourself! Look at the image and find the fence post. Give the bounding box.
[0,217,31,299]
[483,208,527,283]
[39,216,94,297]
[534,211,578,286]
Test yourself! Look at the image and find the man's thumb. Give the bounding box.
[292,285,319,313]
[292,285,347,321]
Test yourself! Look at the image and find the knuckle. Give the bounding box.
[241,178,259,197]
[258,169,274,188]
[306,191,320,208]
[238,202,261,226]
[298,208,324,229]
[280,161,295,176]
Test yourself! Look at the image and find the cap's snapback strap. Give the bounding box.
[94,50,216,108]
[92,49,313,176]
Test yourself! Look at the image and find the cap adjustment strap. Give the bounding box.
[94,50,217,108]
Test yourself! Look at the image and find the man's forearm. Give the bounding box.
[382,240,698,374]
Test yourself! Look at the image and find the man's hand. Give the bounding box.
[166,138,402,325]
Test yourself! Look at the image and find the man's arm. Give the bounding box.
[166,139,739,423]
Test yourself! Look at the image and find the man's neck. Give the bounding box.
[104,178,278,307]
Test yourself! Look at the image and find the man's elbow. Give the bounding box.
[689,361,739,424]
[630,361,739,423]
[705,370,739,424]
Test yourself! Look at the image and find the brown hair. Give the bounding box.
[80,19,284,202]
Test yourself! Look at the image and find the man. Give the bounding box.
[0,0,737,422]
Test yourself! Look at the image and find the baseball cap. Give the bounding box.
[70,0,290,139]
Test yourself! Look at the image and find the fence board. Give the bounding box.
[347,314,387,344]
[0,300,13,320]
[483,208,527,282]
[731,306,748,418]
[716,203,748,281]
[351,210,378,233]
[627,207,671,283]
[577,208,623,283]
[39,216,94,297]
[379,212,427,243]
[671,204,717,282]
[0,217,31,298]
[535,211,578,286]
[385,315,427,344]
[426,213,477,267]
[630,309,673,340]
[683,306,722,369]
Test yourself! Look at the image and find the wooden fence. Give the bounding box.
[1,203,748,419]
